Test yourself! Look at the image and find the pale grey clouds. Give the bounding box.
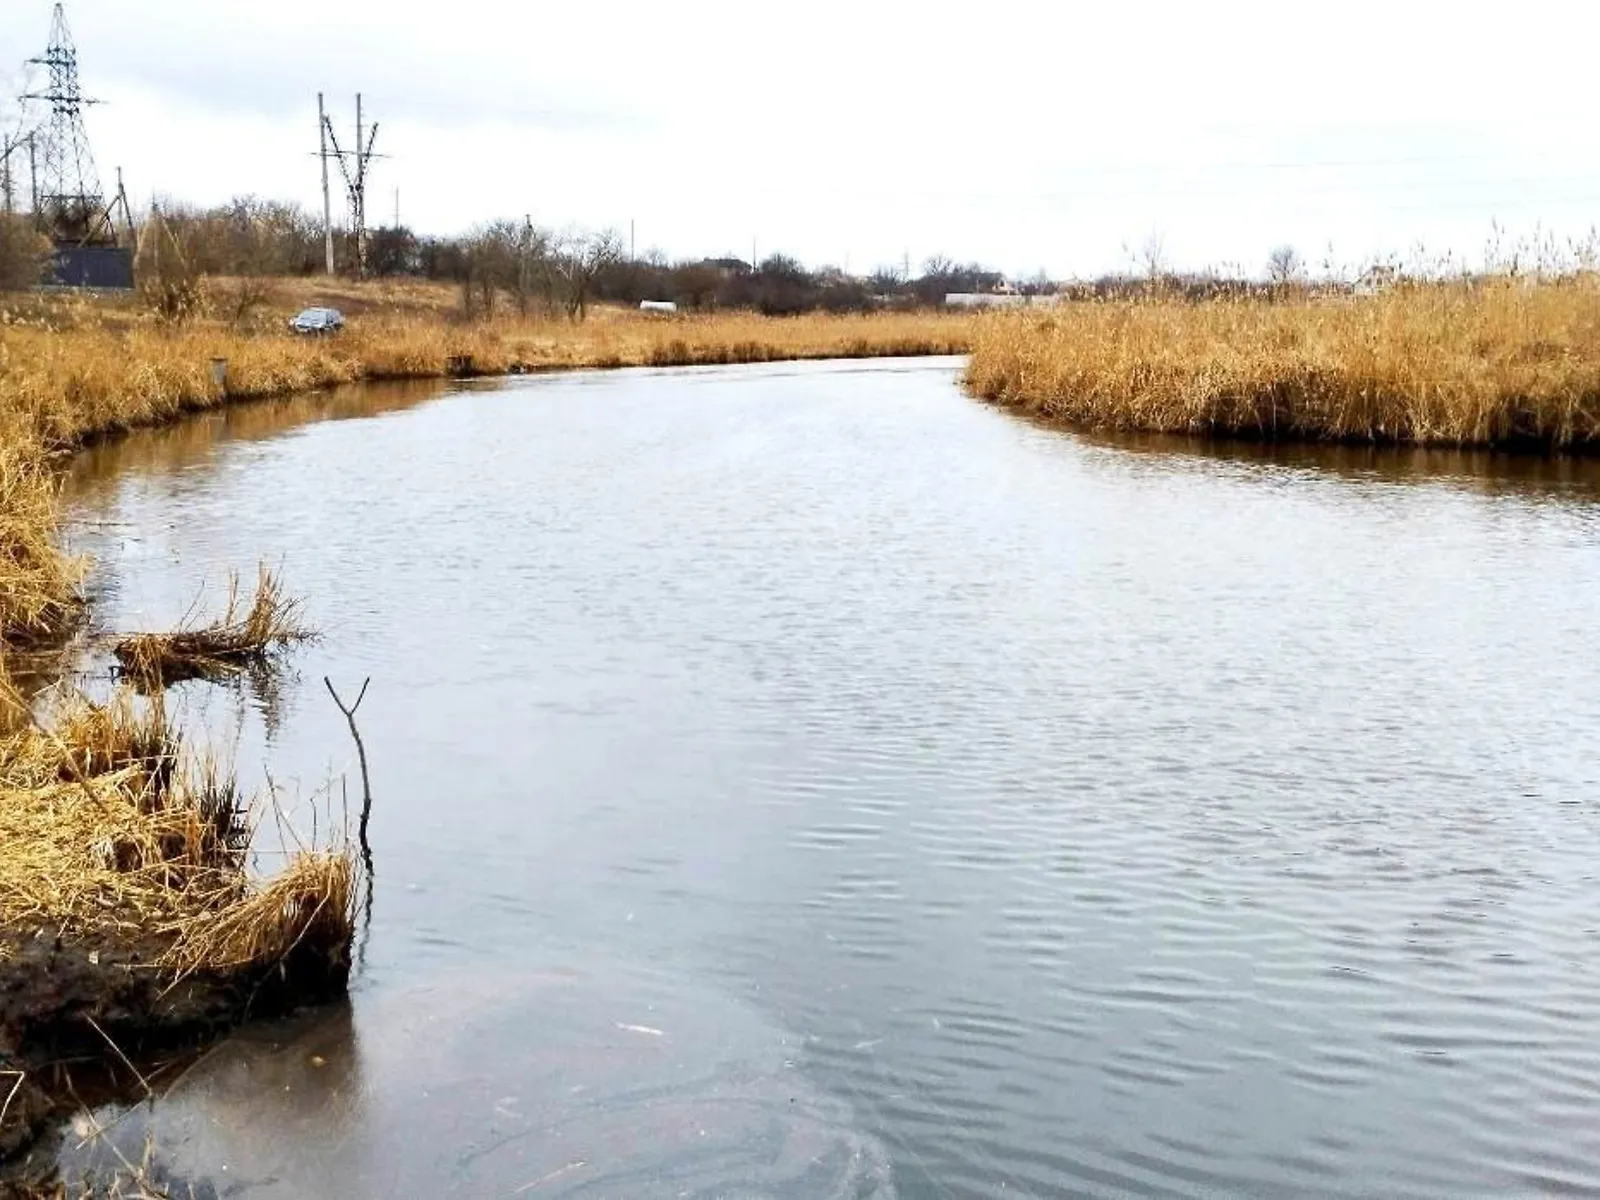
[4,0,1598,277]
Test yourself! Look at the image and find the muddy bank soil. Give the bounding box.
[0,926,349,1184]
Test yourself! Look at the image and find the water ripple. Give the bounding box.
[63,359,1600,1196]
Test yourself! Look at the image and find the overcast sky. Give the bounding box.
[4,0,1600,278]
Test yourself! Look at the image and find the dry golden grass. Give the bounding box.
[1,306,973,449]
[0,433,82,646]
[965,278,1600,448]
[113,566,312,687]
[0,685,353,975]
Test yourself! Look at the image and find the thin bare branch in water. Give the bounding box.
[323,677,372,860]
[325,676,375,964]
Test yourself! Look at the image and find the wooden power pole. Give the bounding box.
[318,92,335,275]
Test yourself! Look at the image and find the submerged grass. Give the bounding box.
[112,567,312,688]
[965,277,1600,449]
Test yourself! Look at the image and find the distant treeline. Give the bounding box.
[81,197,1433,316]
[135,198,1043,316]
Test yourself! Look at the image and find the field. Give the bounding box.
[964,278,1600,450]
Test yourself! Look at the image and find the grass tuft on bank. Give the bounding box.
[0,686,352,967]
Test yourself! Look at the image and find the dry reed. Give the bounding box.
[112,567,311,687]
[965,278,1600,448]
[0,434,83,646]
[0,685,353,973]
[0,305,974,455]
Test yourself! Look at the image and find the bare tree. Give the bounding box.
[869,263,906,295]
[0,80,47,288]
[461,219,521,320]
[673,260,722,311]
[1023,268,1054,296]
[553,227,624,321]
[512,217,552,318]
[0,66,31,220]
[1267,244,1302,286]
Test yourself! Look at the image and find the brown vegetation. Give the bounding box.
[0,218,49,294]
[0,683,354,1169]
[965,278,1600,449]
[0,688,348,964]
[112,568,311,687]
[0,440,81,647]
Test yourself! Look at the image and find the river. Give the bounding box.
[55,358,1600,1196]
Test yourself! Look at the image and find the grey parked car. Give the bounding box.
[288,306,345,335]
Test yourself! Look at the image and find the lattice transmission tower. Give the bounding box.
[23,3,125,245]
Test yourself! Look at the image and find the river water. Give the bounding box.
[55,359,1600,1196]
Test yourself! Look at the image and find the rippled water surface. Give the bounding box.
[57,359,1600,1196]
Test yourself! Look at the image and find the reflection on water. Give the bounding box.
[58,358,1600,1196]
[1078,426,1600,500]
[60,962,893,1198]
[63,376,455,508]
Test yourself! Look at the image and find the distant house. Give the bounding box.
[1353,265,1399,297]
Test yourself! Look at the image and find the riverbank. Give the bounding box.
[0,305,973,646]
[0,300,971,1176]
[0,681,356,1179]
[964,278,1600,450]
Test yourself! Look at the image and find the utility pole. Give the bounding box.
[630,218,635,263]
[354,93,364,272]
[519,213,533,314]
[1,135,14,216]
[112,165,133,245]
[323,93,380,278]
[28,134,38,217]
[318,92,334,275]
